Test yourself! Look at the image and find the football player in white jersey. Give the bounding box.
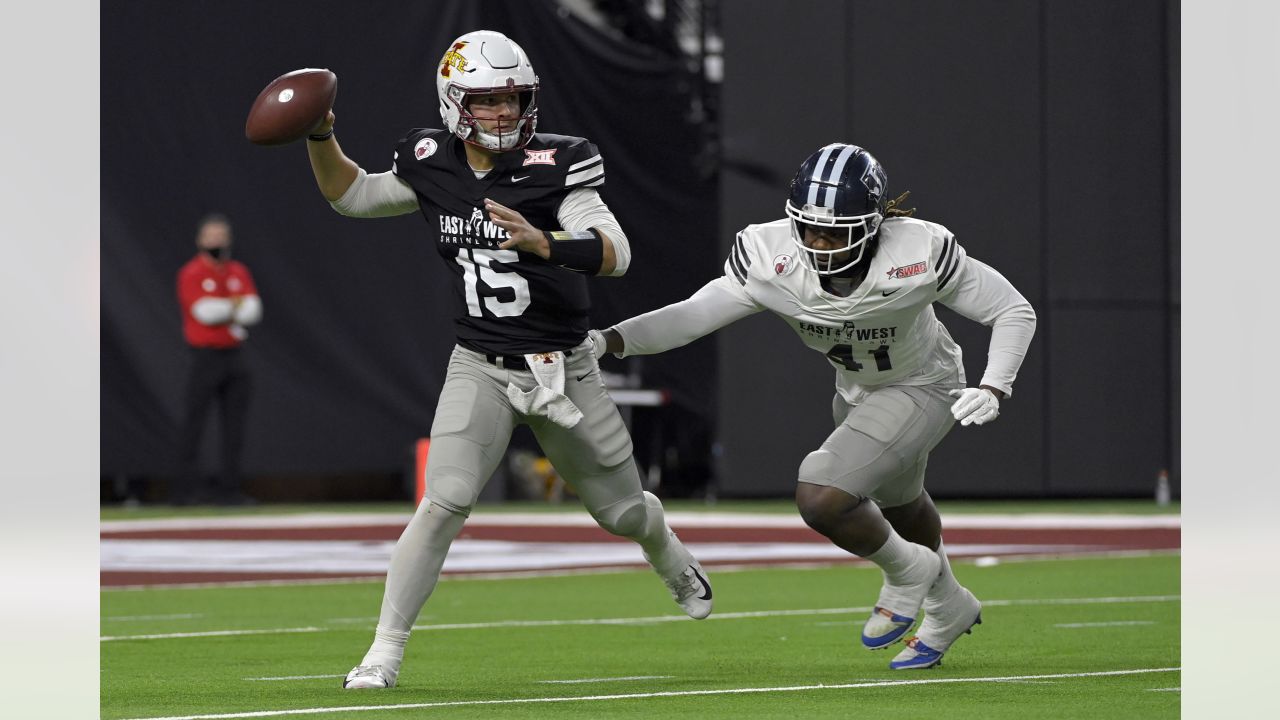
[590,143,1036,669]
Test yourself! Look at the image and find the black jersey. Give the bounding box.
[391,129,606,355]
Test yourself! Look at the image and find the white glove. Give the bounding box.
[948,387,1000,426]
[587,328,609,358]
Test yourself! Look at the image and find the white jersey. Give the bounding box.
[612,216,1035,404]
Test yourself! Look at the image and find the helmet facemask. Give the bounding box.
[445,84,538,152]
[784,143,889,276]
[786,201,882,275]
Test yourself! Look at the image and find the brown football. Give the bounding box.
[244,68,337,146]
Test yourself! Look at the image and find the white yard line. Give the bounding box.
[538,675,673,684]
[1054,621,1157,628]
[118,667,1181,720]
[102,627,324,642]
[244,675,345,682]
[101,594,1179,642]
[106,575,388,593]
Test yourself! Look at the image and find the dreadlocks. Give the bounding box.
[884,191,916,218]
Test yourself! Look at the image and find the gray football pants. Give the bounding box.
[373,340,652,634]
[423,339,641,518]
[797,382,959,508]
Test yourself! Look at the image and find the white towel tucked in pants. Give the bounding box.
[505,352,584,428]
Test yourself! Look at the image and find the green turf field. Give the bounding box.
[101,554,1180,719]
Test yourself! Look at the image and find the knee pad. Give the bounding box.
[591,492,647,537]
[798,449,842,486]
[799,437,898,502]
[424,465,482,517]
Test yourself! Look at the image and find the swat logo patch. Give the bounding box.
[886,261,927,279]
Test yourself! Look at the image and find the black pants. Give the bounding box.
[175,347,252,504]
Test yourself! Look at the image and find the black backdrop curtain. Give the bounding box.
[101,0,718,483]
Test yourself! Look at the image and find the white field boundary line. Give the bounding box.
[539,675,673,684]
[100,594,1179,642]
[244,673,672,684]
[104,627,326,641]
[245,675,345,682]
[101,548,1180,592]
[1054,621,1157,628]
[100,511,1180,532]
[118,667,1181,720]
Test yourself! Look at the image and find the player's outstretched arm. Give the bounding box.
[306,110,360,202]
[594,276,763,358]
[588,328,625,356]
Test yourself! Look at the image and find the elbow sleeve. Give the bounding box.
[598,222,631,276]
[331,169,420,218]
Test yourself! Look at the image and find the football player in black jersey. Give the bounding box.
[302,30,712,690]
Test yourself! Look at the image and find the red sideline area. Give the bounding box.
[100,513,1179,588]
[100,524,1179,547]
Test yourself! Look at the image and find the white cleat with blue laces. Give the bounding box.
[860,548,941,649]
[889,585,982,669]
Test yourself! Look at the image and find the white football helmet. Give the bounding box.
[436,30,539,152]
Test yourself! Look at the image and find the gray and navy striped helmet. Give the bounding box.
[785,143,887,275]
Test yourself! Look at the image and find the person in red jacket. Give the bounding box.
[174,213,263,505]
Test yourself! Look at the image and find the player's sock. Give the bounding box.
[861,530,940,648]
[362,501,467,667]
[866,531,936,587]
[361,625,411,669]
[635,491,678,568]
[632,490,713,618]
[923,540,962,609]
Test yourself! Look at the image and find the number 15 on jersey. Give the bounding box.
[455,248,531,318]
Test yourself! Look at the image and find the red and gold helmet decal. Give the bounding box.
[440,41,468,78]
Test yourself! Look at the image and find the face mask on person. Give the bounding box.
[203,246,229,262]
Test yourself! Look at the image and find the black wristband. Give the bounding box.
[545,228,605,274]
[308,129,334,142]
